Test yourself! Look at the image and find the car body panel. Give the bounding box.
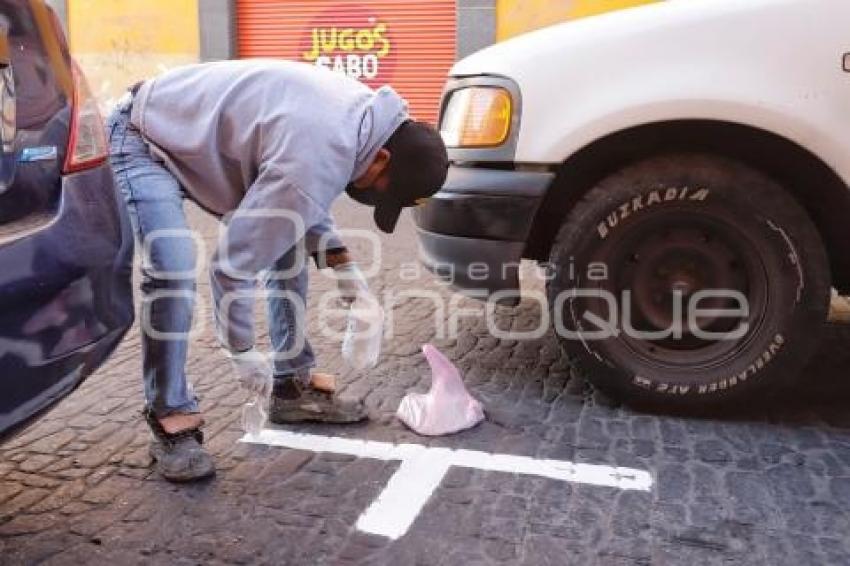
[416,0,850,301]
[450,0,850,186]
[417,229,527,303]
[0,166,133,436]
[0,0,133,439]
[414,166,553,300]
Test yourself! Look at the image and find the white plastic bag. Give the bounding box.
[241,394,268,437]
[342,293,384,370]
[396,344,485,436]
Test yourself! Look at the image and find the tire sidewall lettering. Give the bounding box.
[597,186,711,241]
[630,333,785,395]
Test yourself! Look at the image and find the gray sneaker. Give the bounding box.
[149,434,215,482]
[269,380,368,424]
[144,410,215,483]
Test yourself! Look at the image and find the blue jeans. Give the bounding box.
[107,101,315,418]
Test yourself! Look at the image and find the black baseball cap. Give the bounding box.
[374,120,449,233]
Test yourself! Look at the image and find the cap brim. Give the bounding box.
[374,203,403,234]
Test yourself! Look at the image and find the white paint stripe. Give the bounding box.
[242,429,653,539]
[356,454,452,539]
[247,429,424,460]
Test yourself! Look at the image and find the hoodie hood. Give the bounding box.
[352,85,409,181]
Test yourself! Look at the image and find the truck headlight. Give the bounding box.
[440,87,512,148]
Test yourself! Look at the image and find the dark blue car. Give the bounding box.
[0,0,133,438]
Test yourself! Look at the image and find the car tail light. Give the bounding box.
[63,61,108,174]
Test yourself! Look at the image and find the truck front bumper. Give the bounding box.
[412,165,554,303]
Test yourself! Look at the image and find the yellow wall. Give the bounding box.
[497,0,659,40]
[68,0,199,111]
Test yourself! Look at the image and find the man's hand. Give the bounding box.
[225,348,273,397]
[334,261,370,305]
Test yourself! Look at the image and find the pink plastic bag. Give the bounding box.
[396,345,485,436]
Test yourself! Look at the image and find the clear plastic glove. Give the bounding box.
[242,393,268,437]
[396,345,485,436]
[342,293,384,369]
[225,348,273,397]
[334,262,371,305]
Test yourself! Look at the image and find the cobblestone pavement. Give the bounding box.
[2,200,850,565]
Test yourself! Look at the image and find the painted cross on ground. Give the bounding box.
[242,429,654,540]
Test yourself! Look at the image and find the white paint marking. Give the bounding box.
[357,453,452,539]
[242,429,653,540]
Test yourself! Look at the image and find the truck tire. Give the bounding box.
[546,153,830,410]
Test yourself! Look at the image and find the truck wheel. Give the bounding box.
[546,153,830,409]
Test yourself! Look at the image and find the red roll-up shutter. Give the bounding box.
[236,0,456,124]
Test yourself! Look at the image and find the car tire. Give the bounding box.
[546,153,830,410]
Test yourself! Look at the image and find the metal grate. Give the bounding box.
[236,0,457,124]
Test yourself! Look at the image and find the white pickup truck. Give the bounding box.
[413,0,850,409]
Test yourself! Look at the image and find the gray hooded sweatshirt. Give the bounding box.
[130,59,408,351]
